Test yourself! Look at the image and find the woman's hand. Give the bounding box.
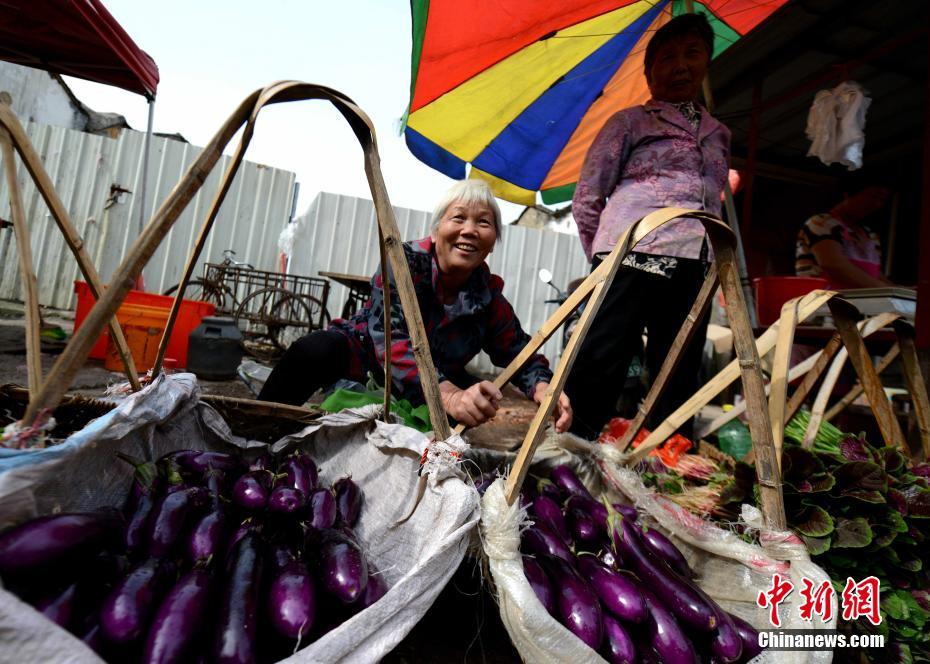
[532,382,573,433]
[439,380,502,427]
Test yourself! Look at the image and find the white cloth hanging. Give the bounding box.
[805,81,871,170]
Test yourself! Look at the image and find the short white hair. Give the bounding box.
[430,179,502,242]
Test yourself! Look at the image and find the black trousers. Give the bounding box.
[257,330,351,406]
[564,257,710,440]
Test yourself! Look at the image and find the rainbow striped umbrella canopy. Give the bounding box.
[404,0,788,205]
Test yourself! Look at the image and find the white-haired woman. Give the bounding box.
[259,179,572,431]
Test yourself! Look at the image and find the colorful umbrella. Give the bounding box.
[404,0,788,205]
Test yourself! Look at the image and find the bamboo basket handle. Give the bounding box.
[631,288,837,459]
[828,298,907,453]
[803,311,900,448]
[22,82,450,439]
[0,124,41,395]
[892,320,930,459]
[700,311,897,441]
[502,208,739,506]
[0,102,141,391]
[768,297,801,468]
[824,344,900,423]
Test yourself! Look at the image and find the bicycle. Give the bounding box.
[163,249,251,312]
[163,250,331,360]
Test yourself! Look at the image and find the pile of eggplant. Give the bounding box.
[508,465,763,664]
[0,447,386,664]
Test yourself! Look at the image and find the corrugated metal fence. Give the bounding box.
[0,120,296,310]
[288,192,590,373]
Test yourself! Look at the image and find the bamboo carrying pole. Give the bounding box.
[615,265,719,452]
[0,102,141,391]
[21,83,450,440]
[0,128,41,395]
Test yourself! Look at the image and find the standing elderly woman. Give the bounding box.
[564,13,729,440]
[259,179,572,431]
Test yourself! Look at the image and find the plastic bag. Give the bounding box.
[0,374,479,663]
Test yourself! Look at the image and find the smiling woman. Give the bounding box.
[259,179,572,432]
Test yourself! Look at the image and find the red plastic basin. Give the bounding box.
[73,281,216,368]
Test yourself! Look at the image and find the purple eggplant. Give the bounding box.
[80,622,104,655]
[609,513,717,633]
[226,519,257,566]
[543,556,603,650]
[565,494,608,532]
[280,454,317,494]
[309,489,337,530]
[333,477,362,527]
[709,604,743,663]
[100,558,172,643]
[550,465,593,501]
[0,511,122,574]
[216,535,262,664]
[126,491,158,557]
[149,487,208,558]
[248,452,272,472]
[729,612,762,660]
[296,451,319,483]
[639,524,693,579]
[268,486,307,515]
[576,555,647,624]
[189,510,227,563]
[232,471,271,510]
[522,522,573,563]
[181,451,241,474]
[568,507,603,550]
[529,495,570,543]
[612,503,638,522]
[536,477,564,502]
[36,582,77,628]
[144,567,213,664]
[474,474,495,496]
[268,559,315,638]
[602,614,637,664]
[360,565,388,609]
[319,530,369,604]
[204,469,227,509]
[641,587,698,664]
[521,555,555,614]
[267,541,297,575]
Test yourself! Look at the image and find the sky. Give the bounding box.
[65,0,523,221]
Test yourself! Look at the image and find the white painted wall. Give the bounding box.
[0,62,85,130]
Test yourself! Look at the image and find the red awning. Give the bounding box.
[0,0,159,98]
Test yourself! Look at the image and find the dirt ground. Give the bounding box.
[0,305,539,445]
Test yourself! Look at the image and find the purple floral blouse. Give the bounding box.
[328,237,552,404]
[573,99,731,262]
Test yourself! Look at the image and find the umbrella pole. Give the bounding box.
[684,0,758,326]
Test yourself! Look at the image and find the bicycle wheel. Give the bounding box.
[163,279,226,310]
[234,287,312,360]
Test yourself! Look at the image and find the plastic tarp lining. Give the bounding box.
[0,0,158,98]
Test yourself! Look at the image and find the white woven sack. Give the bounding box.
[0,373,479,663]
[477,431,835,664]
